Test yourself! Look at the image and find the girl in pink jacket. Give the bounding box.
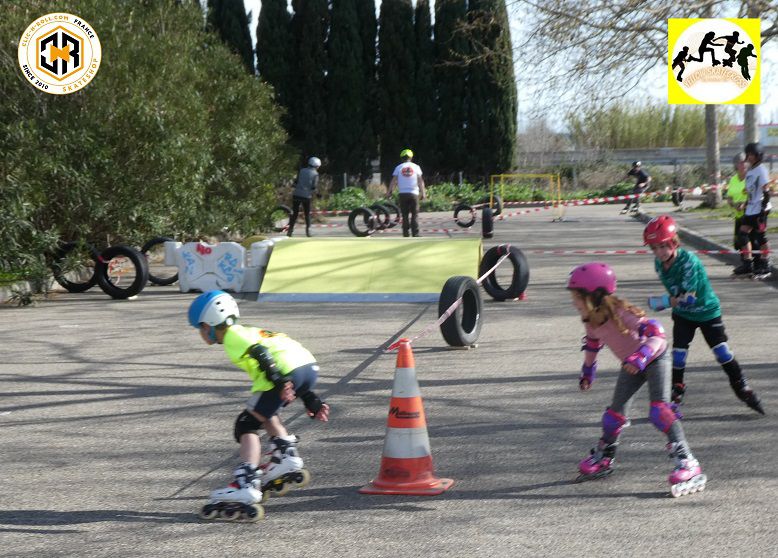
[568,262,706,497]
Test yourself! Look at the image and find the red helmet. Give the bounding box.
[643,215,678,245]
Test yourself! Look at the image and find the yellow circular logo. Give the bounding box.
[17,13,101,95]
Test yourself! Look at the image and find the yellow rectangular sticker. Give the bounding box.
[668,18,760,105]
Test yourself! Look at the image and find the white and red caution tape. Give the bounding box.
[526,248,769,256]
[386,249,512,351]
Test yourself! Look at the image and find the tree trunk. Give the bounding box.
[744,105,759,144]
[705,104,722,207]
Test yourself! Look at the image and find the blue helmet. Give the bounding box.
[188,290,240,328]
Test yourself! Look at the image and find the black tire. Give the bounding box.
[482,207,494,239]
[479,244,530,301]
[272,205,293,232]
[348,207,376,237]
[480,194,503,216]
[671,189,684,207]
[51,241,100,293]
[96,245,150,299]
[141,236,179,286]
[438,276,483,347]
[454,203,476,228]
[370,203,392,230]
[382,200,401,228]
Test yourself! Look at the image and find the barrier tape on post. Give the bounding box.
[386,250,511,351]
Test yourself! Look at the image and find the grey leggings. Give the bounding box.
[609,351,689,451]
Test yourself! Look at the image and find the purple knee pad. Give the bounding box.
[649,401,679,433]
[602,408,628,441]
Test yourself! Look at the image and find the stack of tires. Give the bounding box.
[348,201,400,237]
[51,237,178,299]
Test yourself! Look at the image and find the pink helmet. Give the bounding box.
[567,262,617,295]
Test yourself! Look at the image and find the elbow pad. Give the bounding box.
[248,344,285,387]
[638,319,666,340]
[301,391,324,418]
[581,336,603,353]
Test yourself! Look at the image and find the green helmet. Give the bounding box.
[400,148,414,158]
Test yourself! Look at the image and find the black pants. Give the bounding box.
[289,196,311,236]
[671,313,744,389]
[399,193,420,237]
[735,211,770,263]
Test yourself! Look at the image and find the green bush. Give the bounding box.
[1,0,294,283]
[323,187,371,210]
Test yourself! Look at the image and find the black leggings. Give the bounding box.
[289,196,311,232]
[671,313,745,389]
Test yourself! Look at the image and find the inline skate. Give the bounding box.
[667,442,707,498]
[259,435,311,501]
[731,379,765,415]
[575,440,617,482]
[199,462,265,522]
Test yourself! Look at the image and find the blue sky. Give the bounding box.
[243,0,778,130]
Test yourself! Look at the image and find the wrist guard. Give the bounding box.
[248,344,285,388]
[624,344,654,372]
[301,391,324,418]
[647,294,671,312]
[675,292,696,308]
[580,363,597,388]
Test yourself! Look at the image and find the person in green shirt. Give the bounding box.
[188,290,330,520]
[642,216,764,415]
[725,153,750,268]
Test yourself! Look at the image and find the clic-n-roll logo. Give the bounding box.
[18,13,101,95]
[668,18,760,105]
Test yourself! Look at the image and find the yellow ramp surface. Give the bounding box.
[258,237,482,302]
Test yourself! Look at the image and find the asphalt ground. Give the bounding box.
[1,203,776,557]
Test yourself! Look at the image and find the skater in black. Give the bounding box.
[717,31,744,67]
[686,31,724,66]
[737,44,757,81]
[672,46,690,82]
[621,161,651,214]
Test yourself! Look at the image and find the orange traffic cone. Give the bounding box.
[359,339,454,496]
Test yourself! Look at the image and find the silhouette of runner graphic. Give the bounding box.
[717,31,744,67]
[736,44,757,80]
[686,31,724,66]
[673,46,690,82]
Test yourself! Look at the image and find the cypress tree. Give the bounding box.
[206,0,254,74]
[289,0,329,161]
[434,0,469,178]
[377,0,418,185]
[356,0,378,180]
[256,0,293,108]
[326,0,366,182]
[414,0,437,174]
[465,0,517,178]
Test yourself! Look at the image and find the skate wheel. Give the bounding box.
[275,483,291,497]
[293,469,311,488]
[221,508,242,521]
[260,491,270,503]
[242,504,265,522]
[198,505,219,520]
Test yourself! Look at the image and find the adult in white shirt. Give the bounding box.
[733,142,772,276]
[387,148,427,237]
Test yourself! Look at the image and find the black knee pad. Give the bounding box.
[735,230,750,250]
[233,410,263,443]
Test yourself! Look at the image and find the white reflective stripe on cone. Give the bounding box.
[382,427,432,459]
[391,368,422,398]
